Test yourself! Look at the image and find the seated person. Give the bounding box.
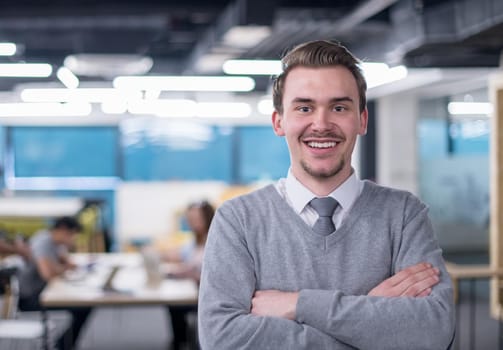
[17,216,91,349]
[164,200,214,350]
[163,200,215,282]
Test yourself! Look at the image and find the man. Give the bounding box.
[198,40,454,349]
[18,216,91,349]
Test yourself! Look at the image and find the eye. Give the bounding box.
[333,105,347,112]
[296,105,312,113]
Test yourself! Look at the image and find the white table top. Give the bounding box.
[40,253,199,307]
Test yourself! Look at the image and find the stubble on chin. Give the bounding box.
[300,158,345,179]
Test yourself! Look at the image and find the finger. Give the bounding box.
[401,275,440,297]
[393,268,439,295]
[387,267,438,296]
[386,263,433,286]
[416,288,432,298]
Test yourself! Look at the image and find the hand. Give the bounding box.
[64,261,78,271]
[368,262,440,298]
[251,290,299,320]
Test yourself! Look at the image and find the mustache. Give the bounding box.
[302,132,344,139]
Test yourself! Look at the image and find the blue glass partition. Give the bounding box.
[11,127,118,177]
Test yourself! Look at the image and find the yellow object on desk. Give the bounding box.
[154,231,194,251]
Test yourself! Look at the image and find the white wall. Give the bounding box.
[115,181,229,246]
[376,93,418,194]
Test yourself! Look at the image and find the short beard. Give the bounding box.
[301,158,345,179]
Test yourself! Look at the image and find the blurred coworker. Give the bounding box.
[165,201,215,350]
[18,216,91,349]
[163,200,215,281]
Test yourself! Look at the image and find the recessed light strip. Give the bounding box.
[21,88,141,103]
[447,102,493,115]
[0,102,92,117]
[0,63,52,77]
[128,99,252,118]
[223,60,282,75]
[57,67,80,89]
[0,43,17,56]
[113,76,255,92]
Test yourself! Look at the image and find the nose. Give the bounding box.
[311,109,331,131]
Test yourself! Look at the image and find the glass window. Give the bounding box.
[122,121,233,181]
[238,126,290,183]
[11,127,118,177]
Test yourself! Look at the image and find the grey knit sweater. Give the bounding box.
[198,181,455,349]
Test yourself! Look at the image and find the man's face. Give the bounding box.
[54,228,78,247]
[272,66,368,186]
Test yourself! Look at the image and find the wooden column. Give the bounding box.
[490,71,503,319]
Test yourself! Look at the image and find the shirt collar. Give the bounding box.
[285,169,361,214]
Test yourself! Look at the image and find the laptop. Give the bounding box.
[102,265,121,292]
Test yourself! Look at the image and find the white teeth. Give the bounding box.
[307,141,337,148]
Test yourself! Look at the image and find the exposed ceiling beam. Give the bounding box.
[183,0,277,74]
[334,0,399,32]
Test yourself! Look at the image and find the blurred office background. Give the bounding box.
[0,0,501,348]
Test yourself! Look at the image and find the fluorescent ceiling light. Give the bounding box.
[362,63,408,89]
[258,98,274,115]
[128,99,197,117]
[0,102,92,117]
[447,102,493,115]
[222,60,408,86]
[21,88,141,103]
[222,26,271,49]
[57,67,79,89]
[223,60,282,75]
[195,102,251,118]
[0,63,52,77]
[0,43,17,56]
[64,54,153,77]
[145,90,161,100]
[127,99,251,118]
[113,76,255,92]
[101,100,128,115]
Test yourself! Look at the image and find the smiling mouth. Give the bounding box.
[306,141,338,149]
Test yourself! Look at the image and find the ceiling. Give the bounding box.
[0,0,502,93]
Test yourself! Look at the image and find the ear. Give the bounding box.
[358,107,368,136]
[272,110,285,136]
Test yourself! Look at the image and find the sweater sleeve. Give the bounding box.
[198,202,354,350]
[295,200,455,350]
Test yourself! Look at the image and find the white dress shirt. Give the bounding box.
[275,169,364,229]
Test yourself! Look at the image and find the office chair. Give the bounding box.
[0,266,71,350]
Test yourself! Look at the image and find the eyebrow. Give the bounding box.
[291,96,354,104]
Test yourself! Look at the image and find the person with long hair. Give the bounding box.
[166,200,214,350]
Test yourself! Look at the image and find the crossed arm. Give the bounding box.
[198,202,455,350]
[251,262,440,320]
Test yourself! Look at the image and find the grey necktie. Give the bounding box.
[310,197,338,236]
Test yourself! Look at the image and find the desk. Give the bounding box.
[40,253,199,308]
[38,253,198,350]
